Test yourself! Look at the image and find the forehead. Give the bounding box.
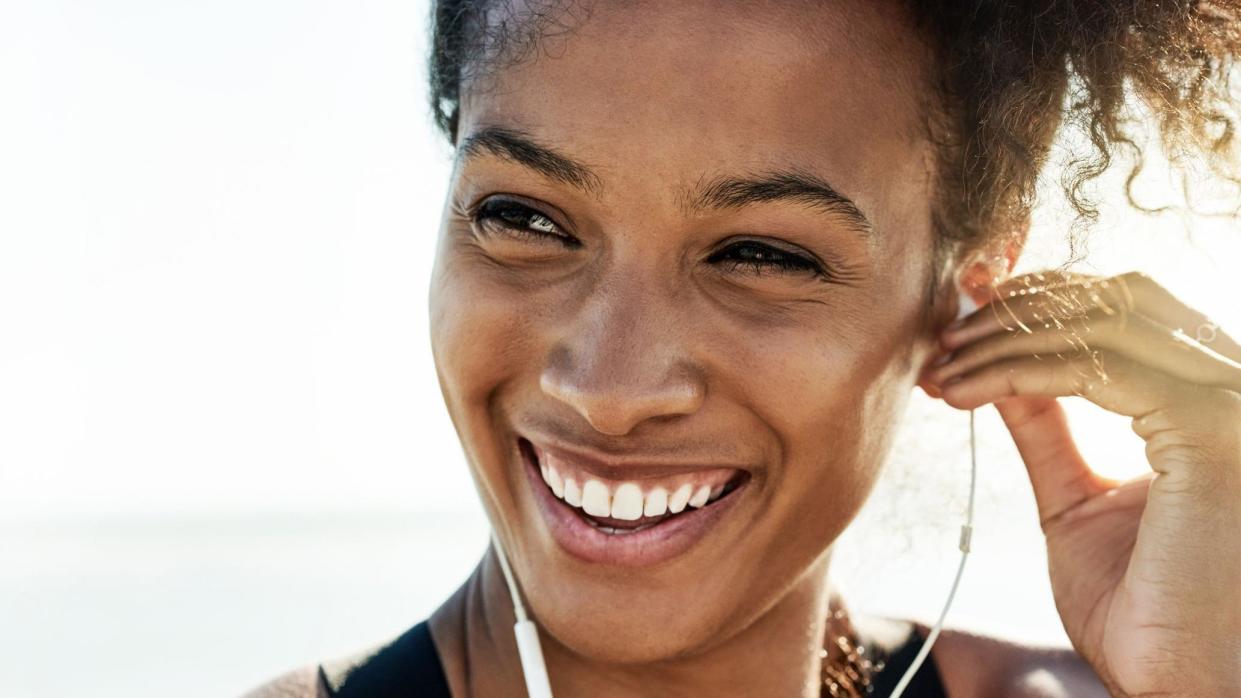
[457,0,936,235]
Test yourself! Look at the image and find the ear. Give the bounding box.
[954,227,1025,315]
[917,229,1025,398]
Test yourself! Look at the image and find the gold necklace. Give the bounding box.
[820,607,887,697]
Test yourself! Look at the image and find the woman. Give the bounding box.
[245,1,1241,696]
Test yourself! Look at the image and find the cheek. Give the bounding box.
[785,352,912,510]
[428,251,541,502]
[429,252,534,412]
[730,291,923,572]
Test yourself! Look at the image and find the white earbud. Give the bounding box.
[956,288,978,321]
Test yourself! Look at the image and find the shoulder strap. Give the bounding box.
[866,621,949,698]
[320,620,452,698]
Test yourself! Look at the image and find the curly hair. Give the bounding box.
[426,0,1241,279]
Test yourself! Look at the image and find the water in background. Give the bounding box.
[2,510,490,697]
[2,397,1095,698]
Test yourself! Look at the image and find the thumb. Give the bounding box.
[992,396,1115,529]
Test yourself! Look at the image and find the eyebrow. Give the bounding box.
[457,126,605,196]
[456,126,875,237]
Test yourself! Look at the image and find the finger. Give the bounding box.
[989,395,1119,529]
[939,349,1166,524]
[943,271,1241,365]
[941,348,1238,515]
[928,306,1241,393]
[941,271,1123,348]
[939,348,1185,419]
[1109,272,1241,365]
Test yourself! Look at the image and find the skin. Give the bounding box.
[428,1,950,695]
[421,1,1241,696]
[924,270,1241,696]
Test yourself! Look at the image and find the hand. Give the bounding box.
[920,270,1241,697]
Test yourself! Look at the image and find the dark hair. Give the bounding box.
[426,0,1241,274]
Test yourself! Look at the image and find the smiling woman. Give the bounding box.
[243,1,1241,697]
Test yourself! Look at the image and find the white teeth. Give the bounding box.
[610,483,644,520]
[547,466,564,498]
[581,479,611,517]
[644,487,668,517]
[668,483,693,514]
[537,450,738,521]
[563,477,582,507]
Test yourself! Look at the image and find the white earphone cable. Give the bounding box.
[491,532,555,698]
[887,407,977,698]
[492,531,529,623]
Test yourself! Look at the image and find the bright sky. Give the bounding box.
[3,7,1241,695]
[1,0,1238,523]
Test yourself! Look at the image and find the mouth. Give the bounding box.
[517,436,752,567]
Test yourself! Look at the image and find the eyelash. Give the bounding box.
[470,198,830,279]
[472,198,581,247]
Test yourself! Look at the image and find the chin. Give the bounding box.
[529,581,744,665]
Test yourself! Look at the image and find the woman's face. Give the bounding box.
[430,0,947,663]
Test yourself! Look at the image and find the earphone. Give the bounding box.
[956,287,979,320]
[884,288,979,697]
[493,530,554,698]
[490,288,981,698]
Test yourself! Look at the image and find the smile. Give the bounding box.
[517,436,751,566]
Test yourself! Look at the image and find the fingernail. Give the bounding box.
[945,317,967,332]
[931,350,955,367]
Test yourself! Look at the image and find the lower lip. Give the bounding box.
[518,437,749,567]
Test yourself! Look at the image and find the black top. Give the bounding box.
[320,618,947,697]
[319,620,452,697]
[867,621,949,697]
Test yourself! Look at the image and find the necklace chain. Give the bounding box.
[820,607,887,697]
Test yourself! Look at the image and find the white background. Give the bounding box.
[2,2,1238,696]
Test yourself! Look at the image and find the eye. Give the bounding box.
[470,198,579,248]
[709,240,829,279]
[468,199,831,280]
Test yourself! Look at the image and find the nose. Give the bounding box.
[539,280,706,436]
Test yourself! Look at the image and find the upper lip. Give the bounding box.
[522,433,752,482]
